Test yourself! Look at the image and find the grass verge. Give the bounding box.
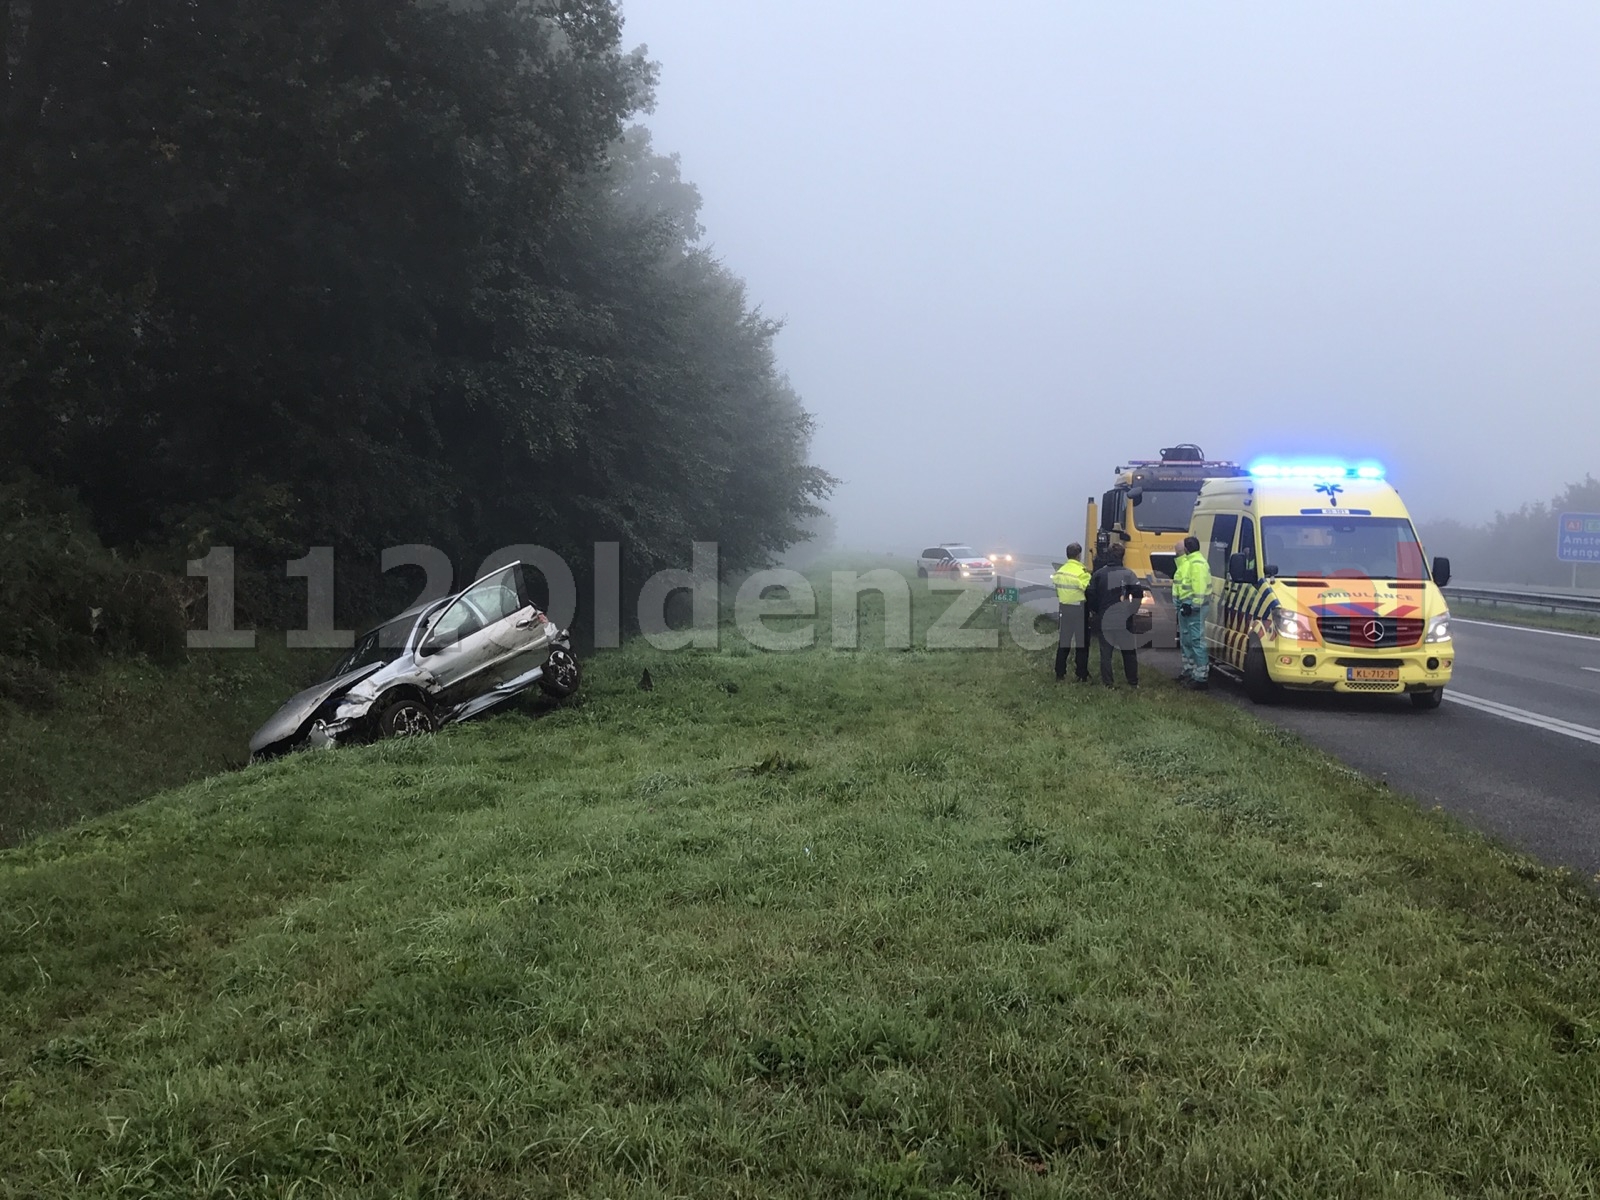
[1449,599,1600,637]
[0,637,333,847]
[2,568,1599,1197]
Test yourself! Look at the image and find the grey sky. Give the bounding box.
[618,1,1600,554]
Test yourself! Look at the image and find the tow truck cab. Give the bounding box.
[1192,462,1455,709]
[1085,444,1248,644]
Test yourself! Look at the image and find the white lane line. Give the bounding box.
[1452,618,1600,643]
[1584,668,1600,675]
[1448,691,1600,747]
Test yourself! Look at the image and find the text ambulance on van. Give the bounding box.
[1191,461,1455,710]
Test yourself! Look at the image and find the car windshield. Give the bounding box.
[944,545,976,558]
[1130,487,1200,533]
[324,617,412,680]
[1261,516,1428,581]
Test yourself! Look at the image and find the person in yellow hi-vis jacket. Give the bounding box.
[1171,534,1212,689]
[1051,543,1093,682]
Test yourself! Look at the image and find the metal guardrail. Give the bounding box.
[1444,585,1600,616]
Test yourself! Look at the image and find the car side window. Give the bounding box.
[1237,516,1257,576]
[467,568,524,625]
[422,598,486,652]
[921,547,939,559]
[421,568,523,654]
[1208,513,1237,577]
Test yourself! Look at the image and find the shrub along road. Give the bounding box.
[2,570,1599,1197]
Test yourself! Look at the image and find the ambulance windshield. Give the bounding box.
[1259,516,1428,581]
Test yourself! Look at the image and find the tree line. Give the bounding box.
[1417,477,1600,589]
[1,0,832,660]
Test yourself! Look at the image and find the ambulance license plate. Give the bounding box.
[1347,668,1400,682]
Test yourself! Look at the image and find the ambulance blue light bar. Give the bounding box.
[1247,459,1385,482]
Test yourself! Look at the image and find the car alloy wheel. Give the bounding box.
[378,697,437,739]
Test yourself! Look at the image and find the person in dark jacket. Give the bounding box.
[1087,542,1144,688]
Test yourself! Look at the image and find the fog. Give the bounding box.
[618,1,1600,557]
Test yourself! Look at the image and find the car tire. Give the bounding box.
[1411,687,1444,711]
[1243,642,1281,705]
[539,648,582,698]
[375,695,437,739]
[916,566,927,578]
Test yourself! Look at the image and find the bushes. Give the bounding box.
[0,474,188,678]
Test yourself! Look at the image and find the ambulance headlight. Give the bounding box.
[1425,613,1452,643]
[1273,609,1316,641]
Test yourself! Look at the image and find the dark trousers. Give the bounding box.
[1055,602,1089,680]
[1097,625,1139,686]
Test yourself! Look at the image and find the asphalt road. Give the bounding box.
[1010,565,1600,878]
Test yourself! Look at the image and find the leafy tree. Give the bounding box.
[2,1,831,635]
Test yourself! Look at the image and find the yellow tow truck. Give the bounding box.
[1085,444,1248,647]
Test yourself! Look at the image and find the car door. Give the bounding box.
[415,565,551,707]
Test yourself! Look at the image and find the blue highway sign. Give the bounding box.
[1557,512,1600,563]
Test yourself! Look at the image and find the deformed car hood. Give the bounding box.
[248,662,385,754]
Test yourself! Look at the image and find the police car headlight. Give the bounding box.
[1274,609,1316,641]
[1425,613,1452,643]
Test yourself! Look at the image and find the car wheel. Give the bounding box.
[539,648,582,698]
[1243,642,1281,705]
[376,695,437,739]
[1411,687,1444,711]
[916,566,927,578]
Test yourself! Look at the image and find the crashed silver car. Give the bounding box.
[249,562,579,760]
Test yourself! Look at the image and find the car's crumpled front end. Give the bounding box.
[248,662,387,761]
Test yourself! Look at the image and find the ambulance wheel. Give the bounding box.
[1243,643,1281,705]
[1411,687,1444,711]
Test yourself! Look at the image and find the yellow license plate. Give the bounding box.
[1347,668,1400,682]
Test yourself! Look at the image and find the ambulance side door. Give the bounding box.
[1204,512,1237,656]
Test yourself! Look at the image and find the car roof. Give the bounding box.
[358,560,528,637]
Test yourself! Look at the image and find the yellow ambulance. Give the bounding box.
[1191,461,1455,709]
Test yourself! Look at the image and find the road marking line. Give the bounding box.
[1584,667,1600,675]
[1452,618,1600,643]
[1448,692,1600,736]
[1448,691,1600,748]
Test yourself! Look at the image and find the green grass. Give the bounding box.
[3,568,1600,1197]
[1449,600,1600,637]
[0,636,329,846]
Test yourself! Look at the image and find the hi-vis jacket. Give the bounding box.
[1172,550,1211,606]
[1051,558,1092,605]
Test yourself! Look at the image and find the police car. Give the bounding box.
[916,544,996,580]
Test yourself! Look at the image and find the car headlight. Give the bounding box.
[961,569,971,577]
[1425,612,1451,643]
[1273,608,1316,641]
